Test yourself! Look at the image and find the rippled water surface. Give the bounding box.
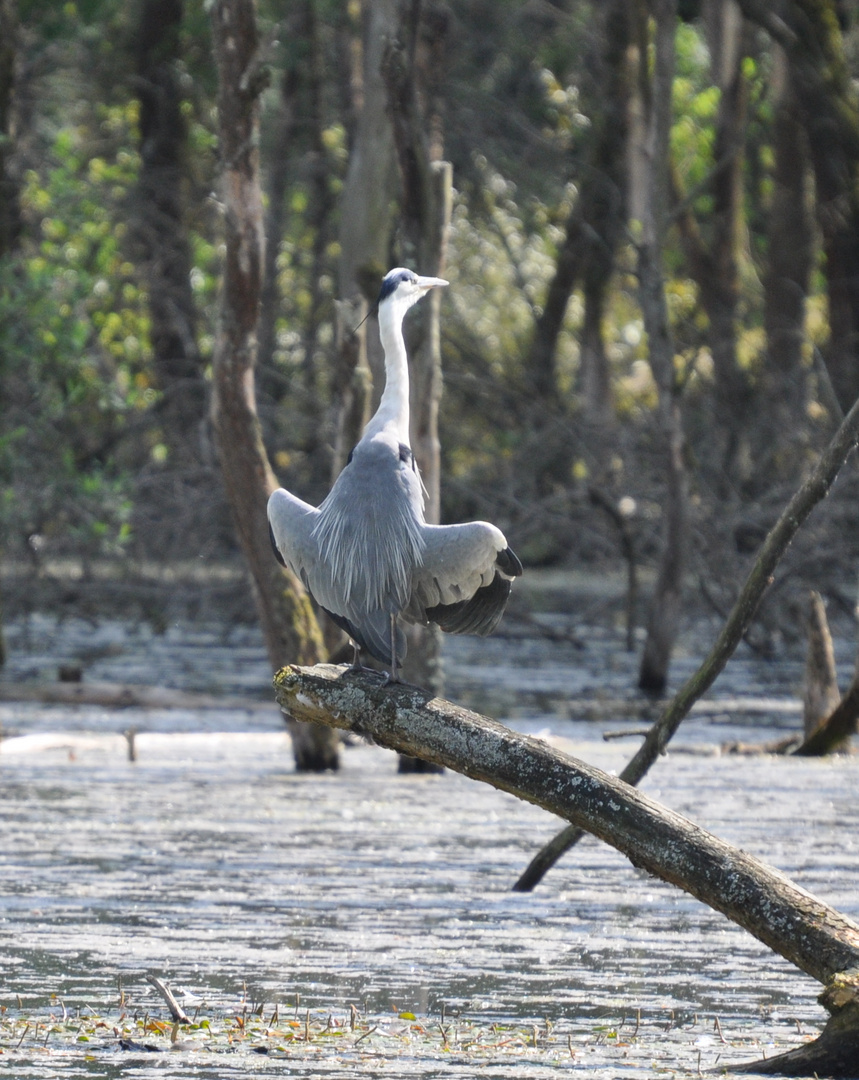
[1,606,858,1076]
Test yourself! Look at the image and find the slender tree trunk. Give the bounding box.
[761,46,814,464]
[671,1,750,483]
[636,0,688,694]
[705,0,749,468]
[791,0,859,414]
[381,2,452,701]
[209,0,336,772]
[802,590,841,739]
[334,0,400,459]
[527,0,630,423]
[0,0,20,257]
[132,0,204,453]
[338,0,399,300]
[738,0,859,413]
[0,0,18,668]
[256,8,303,402]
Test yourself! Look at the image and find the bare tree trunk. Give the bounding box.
[527,0,630,428]
[334,0,400,458]
[338,0,399,300]
[275,663,859,1073]
[738,0,859,414]
[0,0,20,257]
[761,46,814,467]
[380,3,452,703]
[0,0,18,668]
[796,658,859,757]
[673,0,750,482]
[132,0,204,453]
[802,590,841,739]
[636,0,688,695]
[209,0,336,772]
[256,7,304,400]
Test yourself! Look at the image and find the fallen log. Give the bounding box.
[0,681,275,712]
[274,662,859,1077]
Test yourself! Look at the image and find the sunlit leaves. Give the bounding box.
[0,103,149,559]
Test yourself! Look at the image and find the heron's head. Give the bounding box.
[377,267,449,314]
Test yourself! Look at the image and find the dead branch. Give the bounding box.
[515,389,859,891]
[145,974,189,1023]
[274,663,859,988]
[0,681,274,712]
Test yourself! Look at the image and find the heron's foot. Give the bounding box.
[344,660,380,675]
[341,642,387,678]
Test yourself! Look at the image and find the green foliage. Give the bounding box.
[0,104,148,560]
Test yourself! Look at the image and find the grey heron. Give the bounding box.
[267,267,522,681]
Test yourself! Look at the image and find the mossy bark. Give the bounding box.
[210,0,336,771]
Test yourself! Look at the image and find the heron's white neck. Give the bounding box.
[363,303,411,443]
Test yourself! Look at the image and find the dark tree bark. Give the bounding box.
[672,0,751,481]
[256,7,304,402]
[802,590,841,739]
[738,0,859,414]
[636,0,688,695]
[795,668,859,756]
[209,0,336,772]
[527,0,630,426]
[332,0,399,473]
[0,0,18,668]
[0,0,21,256]
[761,47,814,463]
[380,2,452,699]
[274,663,859,1074]
[132,0,204,450]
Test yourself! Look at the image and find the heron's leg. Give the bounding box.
[385,612,401,685]
[346,640,381,676]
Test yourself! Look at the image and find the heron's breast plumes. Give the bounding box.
[312,451,425,616]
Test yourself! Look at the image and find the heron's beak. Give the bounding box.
[416,275,449,292]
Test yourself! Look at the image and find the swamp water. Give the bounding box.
[0,607,858,1077]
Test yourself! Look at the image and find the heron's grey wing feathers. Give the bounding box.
[267,457,414,666]
[409,522,523,636]
[266,488,342,617]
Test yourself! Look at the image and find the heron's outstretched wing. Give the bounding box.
[266,488,341,611]
[409,522,523,636]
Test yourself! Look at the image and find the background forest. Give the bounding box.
[1,0,858,695]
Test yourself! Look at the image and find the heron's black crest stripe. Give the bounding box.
[497,546,523,577]
[426,572,512,637]
[268,522,286,567]
[346,447,354,465]
[377,268,416,304]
